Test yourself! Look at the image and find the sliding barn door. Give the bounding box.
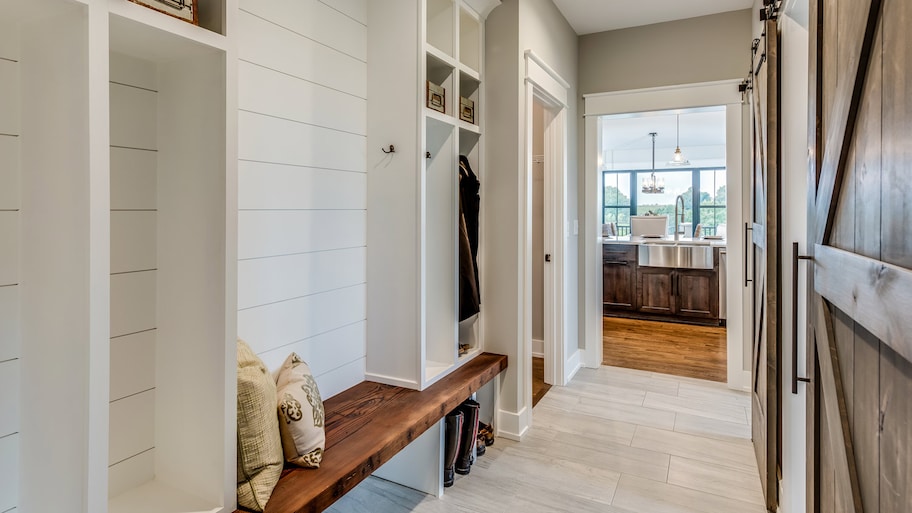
[807,0,912,512]
[750,18,780,513]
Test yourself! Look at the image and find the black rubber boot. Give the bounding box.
[443,411,463,487]
[454,400,480,475]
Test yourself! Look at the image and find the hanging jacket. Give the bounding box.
[459,156,481,301]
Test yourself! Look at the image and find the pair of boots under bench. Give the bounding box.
[443,399,490,487]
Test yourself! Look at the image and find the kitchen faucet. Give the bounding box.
[674,194,685,241]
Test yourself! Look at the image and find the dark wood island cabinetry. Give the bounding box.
[603,243,721,325]
[602,245,636,310]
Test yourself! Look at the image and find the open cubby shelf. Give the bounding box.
[367,0,492,393]
[5,1,235,512]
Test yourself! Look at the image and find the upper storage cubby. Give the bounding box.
[109,0,227,37]
[110,0,229,50]
[426,0,454,57]
[426,51,456,120]
[459,7,480,73]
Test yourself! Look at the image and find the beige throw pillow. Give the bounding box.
[236,339,284,512]
[276,353,326,468]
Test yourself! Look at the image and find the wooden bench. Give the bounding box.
[238,352,508,513]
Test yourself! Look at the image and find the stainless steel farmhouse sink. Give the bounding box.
[638,244,714,269]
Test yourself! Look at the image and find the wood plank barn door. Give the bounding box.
[806,0,912,511]
[750,17,781,512]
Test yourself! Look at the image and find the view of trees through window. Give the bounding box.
[603,167,726,236]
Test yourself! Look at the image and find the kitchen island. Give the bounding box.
[602,236,725,326]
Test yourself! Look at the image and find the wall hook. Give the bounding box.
[381,144,396,154]
[426,152,432,159]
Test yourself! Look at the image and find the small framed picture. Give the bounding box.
[459,97,475,124]
[128,0,199,25]
[426,81,445,114]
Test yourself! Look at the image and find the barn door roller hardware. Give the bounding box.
[759,0,780,21]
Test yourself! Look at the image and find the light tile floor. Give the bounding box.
[325,365,766,513]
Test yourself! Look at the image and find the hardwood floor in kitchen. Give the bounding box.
[603,316,727,383]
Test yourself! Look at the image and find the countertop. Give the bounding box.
[601,235,727,247]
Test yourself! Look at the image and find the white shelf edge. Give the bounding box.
[458,66,481,83]
[425,43,458,69]
[457,119,481,135]
[458,63,480,80]
[426,108,458,128]
[108,0,228,55]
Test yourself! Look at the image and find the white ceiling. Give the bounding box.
[552,0,755,35]
[599,107,727,169]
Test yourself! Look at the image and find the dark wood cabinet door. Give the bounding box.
[603,260,635,310]
[636,267,674,315]
[675,269,718,319]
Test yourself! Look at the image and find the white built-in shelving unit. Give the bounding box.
[366,0,498,391]
[2,0,237,511]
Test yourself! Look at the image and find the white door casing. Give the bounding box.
[582,80,748,390]
[523,50,571,400]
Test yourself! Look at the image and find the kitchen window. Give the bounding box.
[602,166,726,236]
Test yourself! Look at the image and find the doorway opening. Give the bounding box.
[531,98,552,406]
[597,107,729,383]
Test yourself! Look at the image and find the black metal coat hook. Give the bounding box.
[381,144,395,154]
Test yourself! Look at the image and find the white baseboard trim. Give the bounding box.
[579,347,602,369]
[496,406,530,441]
[532,338,544,356]
[565,349,582,385]
[727,369,751,392]
[531,352,545,359]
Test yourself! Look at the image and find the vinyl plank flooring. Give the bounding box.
[486,448,620,506]
[643,391,749,424]
[673,412,752,442]
[532,405,638,446]
[675,381,751,408]
[575,395,677,430]
[666,456,765,506]
[573,366,681,396]
[327,365,763,513]
[631,426,757,473]
[613,474,766,513]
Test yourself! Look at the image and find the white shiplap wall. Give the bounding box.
[0,24,20,513]
[108,52,158,498]
[236,0,368,398]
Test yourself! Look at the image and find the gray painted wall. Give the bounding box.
[520,0,580,361]
[484,0,578,433]
[578,9,752,95]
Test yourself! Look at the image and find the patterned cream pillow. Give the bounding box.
[276,353,326,468]
[236,339,284,512]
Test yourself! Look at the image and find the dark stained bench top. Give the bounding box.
[239,352,508,513]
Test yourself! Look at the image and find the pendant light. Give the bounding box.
[669,114,690,166]
[641,132,665,194]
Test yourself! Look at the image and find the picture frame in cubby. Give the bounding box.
[128,0,199,25]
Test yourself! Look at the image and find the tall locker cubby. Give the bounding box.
[366,0,498,391]
[1,0,238,512]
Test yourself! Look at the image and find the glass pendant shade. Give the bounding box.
[669,115,690,166]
